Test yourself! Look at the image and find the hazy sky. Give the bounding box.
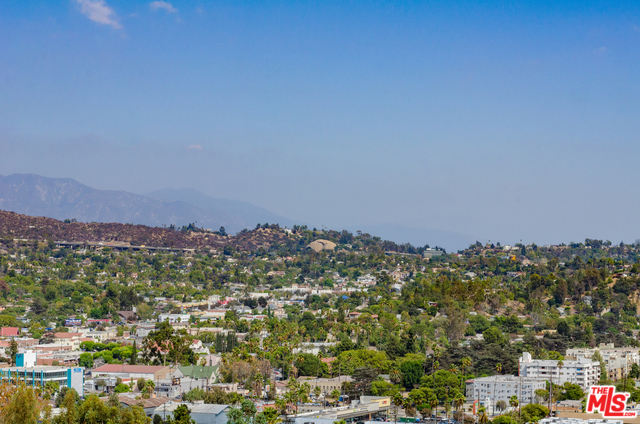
[1,0,640,247]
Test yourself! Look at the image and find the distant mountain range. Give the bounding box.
[0,174,299,234]
[0,173,477,251]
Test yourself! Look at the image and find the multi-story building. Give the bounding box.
[91,364,173,382]
[300,376,354,396]
[565,343,639,381]
[0,353,84,396]
[465,375,546,413]
[158,314,190,324]
[519,352,599,390]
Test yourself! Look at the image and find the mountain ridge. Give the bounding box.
[0,174,298,234]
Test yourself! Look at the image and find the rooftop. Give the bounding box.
[92,364,169,373]
[0,365,80,372]
[154,402,229,415]
[467,374,546,383]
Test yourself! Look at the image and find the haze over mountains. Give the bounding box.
[0,174,298,235]
[0,174,476,251]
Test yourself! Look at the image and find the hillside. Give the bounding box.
[0,210,292,251]
[0,174,298,234]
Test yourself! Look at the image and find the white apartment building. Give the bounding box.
[158,314,190,324]
[538,417,622,424]
[466,375,546,413]
[565,343,639,381]
[519,352,599,390]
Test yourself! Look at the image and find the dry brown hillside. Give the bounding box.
[0,210,292,251]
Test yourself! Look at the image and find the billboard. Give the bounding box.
[65,318,82,327]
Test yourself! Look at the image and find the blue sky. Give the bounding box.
[1,0,640,248]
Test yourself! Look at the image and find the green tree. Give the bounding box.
[483,327,506,345]
[55,387,79,408]
[168,405,196,424]
[560,383,584,401]
[262,407,282,424]
[8,339,18,366]
[331,389,341,406]
[53,388,78,424]
[130,340,138,365]
[592,351,607,382]
[521,404,549,423]
[142,321,195,366]
[1,382,49,424]
[400,361,423,389]
[630,364,640,379]
[114,383,131,393]
[392,393,404,424]
[509,395,519,424]
[353,367,379,396]
[79,352,94,369]
[144,380,156,399]
[478,406,489,424]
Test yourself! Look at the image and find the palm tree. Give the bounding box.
[433,347,443,374]
[404,397,416,418]
[478,406,489,424]
[453,393,466,417]
[509,395,519,424]
[461,357,472,393]
[144,379,155,399]
[331,389,341,406]
[493,363,502,417]
[393,393,404,424]
[429,395,438,418]
[390,369,402,385]
[554,360,563,415]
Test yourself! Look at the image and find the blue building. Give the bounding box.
[0,365,84,396]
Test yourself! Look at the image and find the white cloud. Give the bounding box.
[186,144,203,151]
[76,0,122,29]
[150,1,178,13]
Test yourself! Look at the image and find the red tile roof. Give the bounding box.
[92,364,169,373]
[0,327,19,337]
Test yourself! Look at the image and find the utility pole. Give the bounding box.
[519,366,522,422]
[548,365,552,417]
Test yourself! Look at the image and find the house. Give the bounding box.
[200,310,226,321]
[190,340,210,355]
[175,365,219,384]
[153,403,230,424]
[52,332,84,350]
[91,364,173,381]
[114,394,172,417]
[116,311,137,322]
